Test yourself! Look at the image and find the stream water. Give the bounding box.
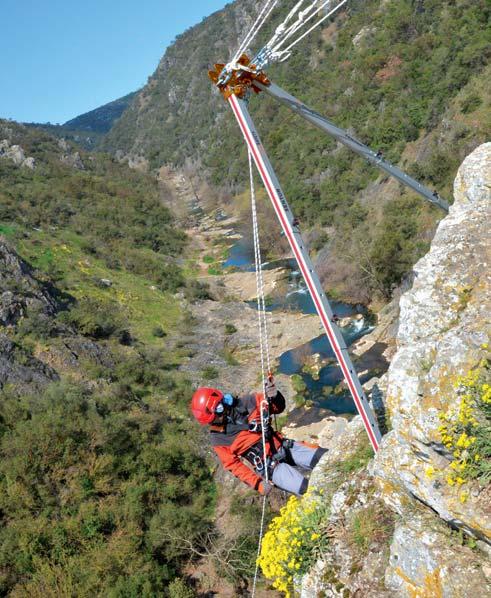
[223,235,373,414]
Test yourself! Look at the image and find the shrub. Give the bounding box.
[224,323,237,335]
[436,358,491,491]
[59,296,130,341]
[461,92,482,114]
[152,325,167,338]
[258,489,330,596]
[168,578,195,598]
[184,280,211,302]
[202,366,219,380]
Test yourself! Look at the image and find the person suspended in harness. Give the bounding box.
[190,380,327,497]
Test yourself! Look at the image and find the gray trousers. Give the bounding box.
[269,442,326,496]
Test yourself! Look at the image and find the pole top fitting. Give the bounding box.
[208,54,270,100]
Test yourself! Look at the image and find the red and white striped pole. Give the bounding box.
[229,93,382,451]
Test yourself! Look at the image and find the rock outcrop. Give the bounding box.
[0,333,59,392]
[0,240,58,327]
[297,144,491,596]
[0,139,35,169]
[372,143,491,541]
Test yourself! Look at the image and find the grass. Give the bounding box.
[0,222,18,238]
[347,501,394,554]
[202,366,219,380]
[220,346,239,366]
[336,438,374,474]
[15,229,182,347]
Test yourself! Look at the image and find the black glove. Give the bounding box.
[264,379,277,399]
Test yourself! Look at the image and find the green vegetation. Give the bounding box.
[433,358,491,496]
[0,122,217,594]
[104,0,490,302]
[202,366,219,380]
[347,501,394,553]
[224,323,237,335]
[0,120,186,296]
[0,374,214,595]
[336,437,374,474]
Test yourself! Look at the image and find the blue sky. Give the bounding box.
[0,0,227,124]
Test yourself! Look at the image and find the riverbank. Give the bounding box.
[175,175,396,419]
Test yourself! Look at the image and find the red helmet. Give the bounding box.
[191,387,224,425]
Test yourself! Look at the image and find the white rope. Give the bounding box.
[249,148,272,598]
[256,0,347,66]
[263,0,306,52]
[279,0,348,56]
[249,150,272,377]
[231,0,280,65]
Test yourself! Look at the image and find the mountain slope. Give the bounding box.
[0,120,215,595]
[102,0,491,302]
[64,91,138,133]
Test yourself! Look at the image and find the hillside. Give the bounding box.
[64,91,138,133]
[0,120,217,595]
[27,91,137,150]
[103,0,491,303]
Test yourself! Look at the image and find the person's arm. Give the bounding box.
[214,445,263,491]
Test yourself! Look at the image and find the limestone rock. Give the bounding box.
[371,143,491,539]
[282,415,348,448]
[386,509,489,597]
[60,150,84,170]
[0,240,58,326]
[299,145,491,597]
[0,139,35,169]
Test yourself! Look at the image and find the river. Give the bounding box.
[223,234,374,414]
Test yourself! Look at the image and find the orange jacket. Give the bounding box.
[210,391,285,491]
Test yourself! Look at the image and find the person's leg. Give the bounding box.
[288,441,328,470]
[271,462,308,496]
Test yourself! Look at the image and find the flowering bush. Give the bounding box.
[437,359,491,490]
[257,490,329,596]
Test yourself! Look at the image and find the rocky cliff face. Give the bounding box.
[297,144,491,596]
[372,142,491,538]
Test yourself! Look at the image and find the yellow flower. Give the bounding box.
[311,532,320,540]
